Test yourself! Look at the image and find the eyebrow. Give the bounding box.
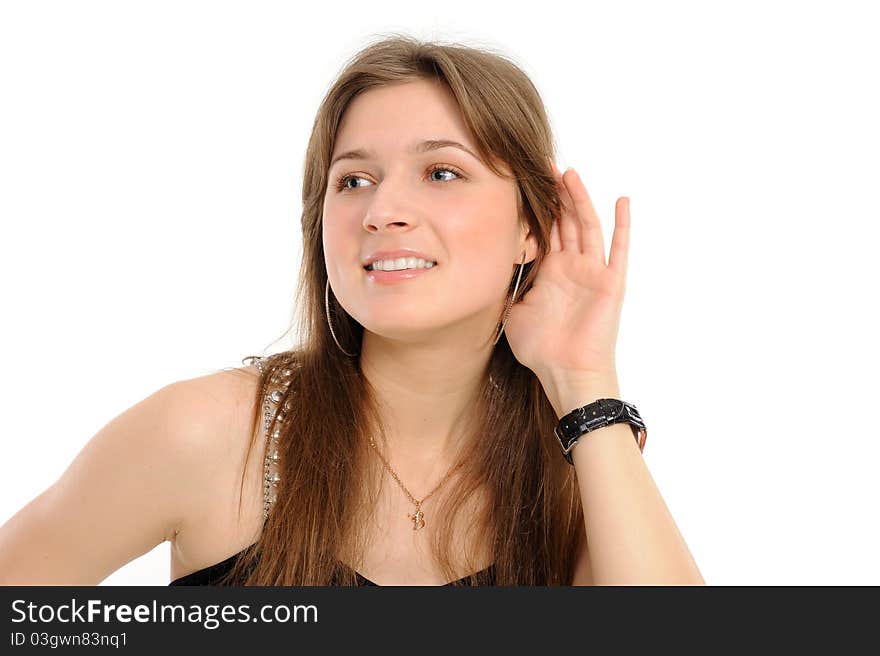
[329,139,480,169]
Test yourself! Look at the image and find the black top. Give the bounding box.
[169,548,496,586]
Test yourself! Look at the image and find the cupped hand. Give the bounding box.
[502,159,632,382]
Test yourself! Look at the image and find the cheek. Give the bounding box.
[321,221,360,287]
[443,237,515,304]
[438,193,520,284]
[442,184,517,231]
[442,203,516,265]
[322,195,359,234]
[322,213,355,250]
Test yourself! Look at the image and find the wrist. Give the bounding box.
[539,371,622,420]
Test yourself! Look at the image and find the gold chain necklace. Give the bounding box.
[368,434,465,531]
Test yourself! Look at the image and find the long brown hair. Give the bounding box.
[218,33,583,585]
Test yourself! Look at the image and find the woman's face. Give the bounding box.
[322,78,533,345]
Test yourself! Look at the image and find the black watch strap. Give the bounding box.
[553,398,647,465]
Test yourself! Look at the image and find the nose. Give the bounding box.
[360,172,422,233]
[362,214,414,233]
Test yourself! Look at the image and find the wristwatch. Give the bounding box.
[554,398,647,465]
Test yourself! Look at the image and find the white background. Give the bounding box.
[1,0,877,586]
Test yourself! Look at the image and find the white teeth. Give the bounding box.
[368,257,437,271]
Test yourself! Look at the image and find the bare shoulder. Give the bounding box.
[166,364,262,440]
[0,362,265,584]
[108,363,265,540]
[165,363,272,577]
[163,363,265,524]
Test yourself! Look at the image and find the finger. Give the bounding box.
[549,214,562,252]
[564,168,606,265]
[546,158,563,252]
[550,161,581,252]
[608,196,630,277]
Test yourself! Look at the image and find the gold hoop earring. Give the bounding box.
[325,278,359,357]
[492,250,527,346]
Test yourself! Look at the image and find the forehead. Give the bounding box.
[332,79,473,156]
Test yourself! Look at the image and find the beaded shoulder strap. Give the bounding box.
[252,356,292,520]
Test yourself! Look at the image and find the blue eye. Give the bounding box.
[334,164,465,192]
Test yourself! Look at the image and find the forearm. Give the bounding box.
[542,373,706,586]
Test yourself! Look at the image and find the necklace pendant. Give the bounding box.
[407,507,426,530]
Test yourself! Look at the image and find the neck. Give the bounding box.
[358,328,493,481]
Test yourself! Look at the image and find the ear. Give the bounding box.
[518,217,540,265]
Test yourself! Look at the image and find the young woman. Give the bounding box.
[0,35,703,586]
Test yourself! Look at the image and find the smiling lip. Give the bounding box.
[364,263,438,285]
[361,248,438,268]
